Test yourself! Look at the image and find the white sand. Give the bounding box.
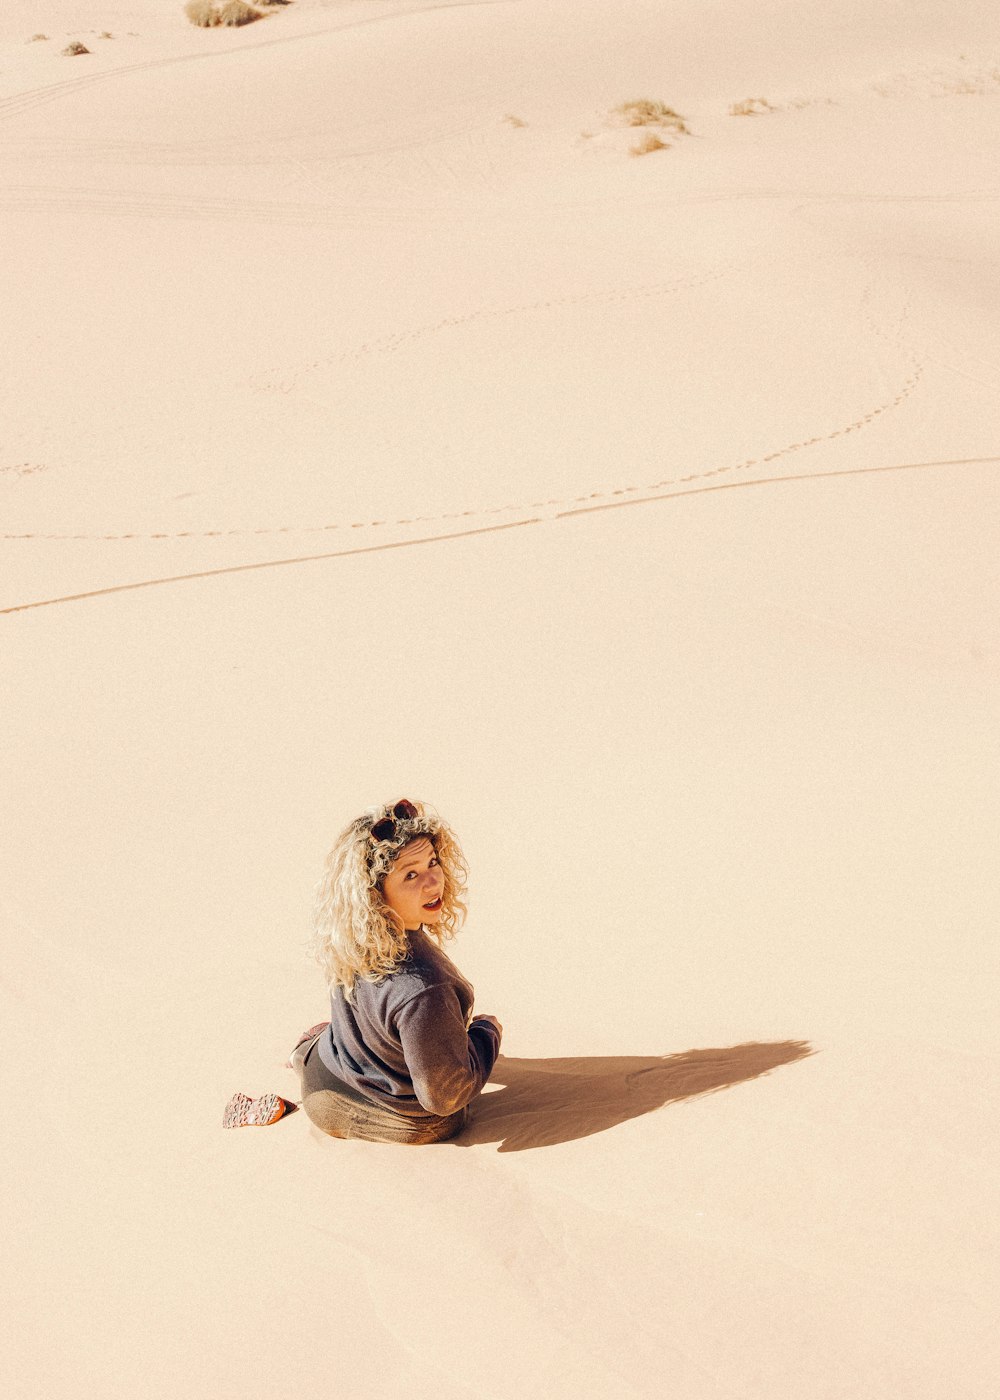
[2,0,999,1395]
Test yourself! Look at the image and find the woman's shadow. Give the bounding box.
[455,1040,814,1152]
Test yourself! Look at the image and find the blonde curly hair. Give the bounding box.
[310,798,468,1002]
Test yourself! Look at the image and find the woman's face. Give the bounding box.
[380,836,445,932]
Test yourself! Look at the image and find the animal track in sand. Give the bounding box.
[3,241,931,550]
[872,59,1000,99]
[1,462,49,479]
[3,258,930,547]
[4,456,998,617]
[248,259,744,396]
[3,318,926,545]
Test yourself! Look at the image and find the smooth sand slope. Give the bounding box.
[2,1,999,1396]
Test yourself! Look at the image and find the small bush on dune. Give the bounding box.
[217,0,261,23]
[28,33,49,42]
[629,131,668,157]
[604,98,688,155]
[730,97,776,116]
[614,99,689,134]
[185,0,262,26]
[62,41,90,55]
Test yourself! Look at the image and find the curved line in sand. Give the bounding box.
[2,454,996,617]
[0,274,926,549]
[4,254,932,550]
[0,1,511,125]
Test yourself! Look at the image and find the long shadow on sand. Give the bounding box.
[455,1040,814,1152]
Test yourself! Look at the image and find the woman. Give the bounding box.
[278,798,502,1144]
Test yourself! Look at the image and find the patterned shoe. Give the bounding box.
[222,1091,286,1129]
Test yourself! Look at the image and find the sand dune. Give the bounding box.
[2,1,999,1396]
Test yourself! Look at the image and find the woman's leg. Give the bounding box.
[286,1021,330,1069]
[291,1032,467,1144]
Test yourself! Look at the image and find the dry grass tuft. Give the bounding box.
[629,131,668,157]
[502,114,527,128]
[61,41,90,55]
[614,99,689,133]
[28,33,49,42]
[184,0,262,25]
[217,0,261,23]
[729,97,776,116]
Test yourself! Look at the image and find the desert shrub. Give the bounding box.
[28,33,49,42]
[614,99,688,133]
[730,97,776,116]
[185,0,262,25]
[629,131,667,157]
[217,0,261,22]
[62,41,90,55]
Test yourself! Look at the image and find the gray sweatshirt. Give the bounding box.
[315,927,501,1119]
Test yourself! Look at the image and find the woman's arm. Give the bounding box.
[396,985,501,1117]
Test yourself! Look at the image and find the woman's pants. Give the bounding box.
[290,1032,468,1145]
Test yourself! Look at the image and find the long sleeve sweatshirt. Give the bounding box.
[315,927,501,1119]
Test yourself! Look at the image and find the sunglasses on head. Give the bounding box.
[369,799,419,844]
